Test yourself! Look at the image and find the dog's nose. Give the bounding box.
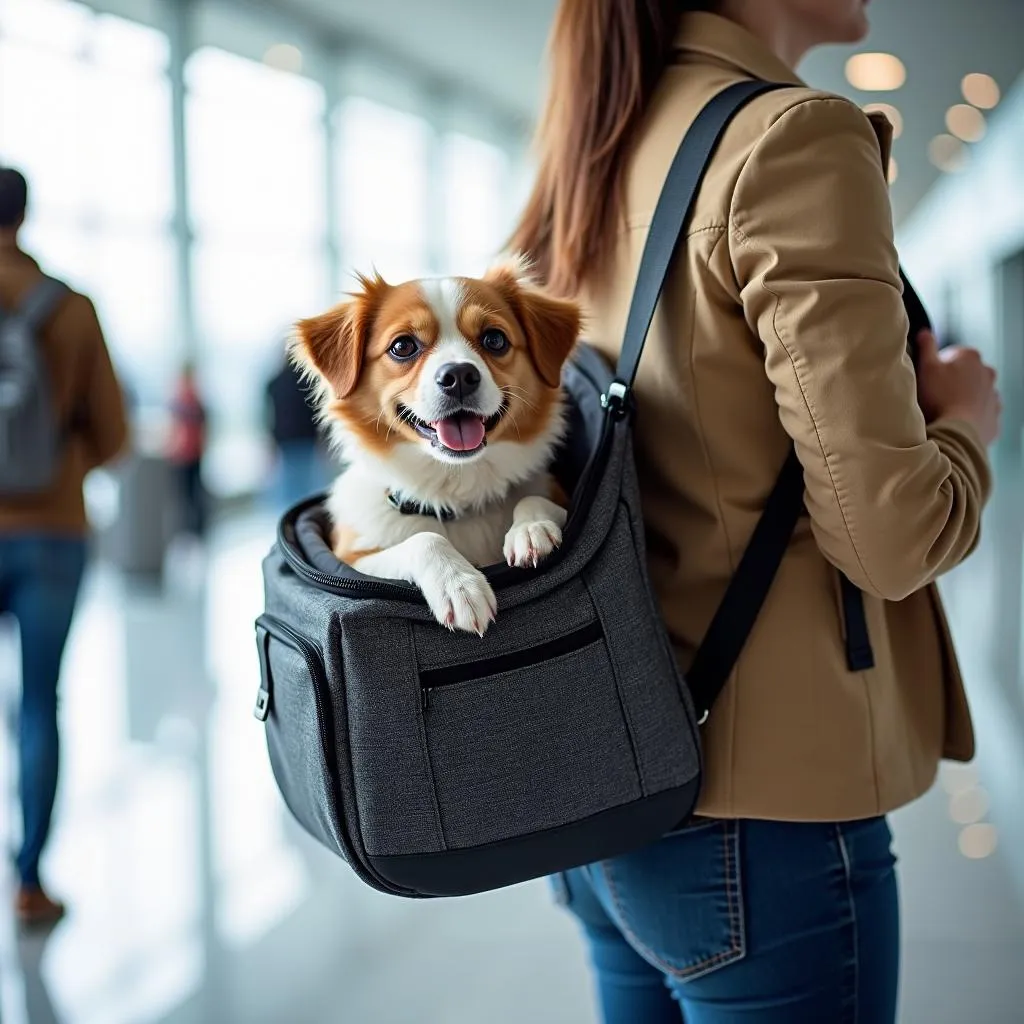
[435,362,481,399]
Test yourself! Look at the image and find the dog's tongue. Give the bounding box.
[434,413,486,452]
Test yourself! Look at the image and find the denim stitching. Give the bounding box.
[598,823,744,980]
[835,824,860,1024]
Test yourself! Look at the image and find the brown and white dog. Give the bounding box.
[291,260,582,635]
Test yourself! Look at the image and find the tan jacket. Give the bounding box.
[583,13,990,820]
[0,244,128,534]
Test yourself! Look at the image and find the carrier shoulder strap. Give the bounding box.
[614,79,785,389]
[613,80,798,723]
[617,80,932,719]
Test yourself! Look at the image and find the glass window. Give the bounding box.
[185,47,329,495]
[0,6,175,407]
[441,132,510,275]
[336,97,431,283]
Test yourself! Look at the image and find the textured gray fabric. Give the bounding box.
[260,637,348,859]
[257,413,704,873]
[426,638,641,849]
[583,508,701,794]
[340,615,447,857]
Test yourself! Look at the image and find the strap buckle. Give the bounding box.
[600,381,630,419]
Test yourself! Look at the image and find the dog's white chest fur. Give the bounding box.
[326,460,567,634]
[328,465,547,567]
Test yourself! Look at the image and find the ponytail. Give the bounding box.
[510,1,719,295]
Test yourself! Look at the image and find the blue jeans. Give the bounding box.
[0,536,87,887]
[555,817,899,1024]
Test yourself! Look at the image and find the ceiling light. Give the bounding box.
[946,104,986,143]
[845,53,906,91]
[263,43,303,74]
[863,102,903,139]
[958,823,998,860]
[929,134,969,173]
[962,73,1000,109]
[887,158,898,184]
[949,786,989,825]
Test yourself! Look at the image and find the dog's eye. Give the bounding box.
[388,335,420,360]
[481,329,509,355]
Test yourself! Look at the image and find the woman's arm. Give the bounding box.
[729,94,991,602]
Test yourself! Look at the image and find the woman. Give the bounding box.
[511,1,1000,1021]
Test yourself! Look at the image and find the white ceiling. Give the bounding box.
[259,0,1024,223]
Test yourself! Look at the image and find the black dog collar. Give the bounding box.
[386,491,458,522]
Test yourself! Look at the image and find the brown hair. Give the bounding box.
[510,1,719,296]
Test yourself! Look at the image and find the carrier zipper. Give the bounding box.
[419,619,605,710]
[276,400,616,601]
[256,615,333,753]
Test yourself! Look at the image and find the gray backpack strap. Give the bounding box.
[14,276,69,331]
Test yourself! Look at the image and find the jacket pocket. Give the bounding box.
[596,820,745,981]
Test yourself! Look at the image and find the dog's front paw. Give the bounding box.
[503,520,563,569]
[420,561,497,636]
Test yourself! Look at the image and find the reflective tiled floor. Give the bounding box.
[0,491,1022,1024]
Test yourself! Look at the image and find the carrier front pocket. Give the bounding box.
[421,621,643,850]
[255,614,354,866]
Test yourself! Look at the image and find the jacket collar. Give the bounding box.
[672,12,805,87]
[672,13,893,172]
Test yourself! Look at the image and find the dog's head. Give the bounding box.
[292,260,581,490]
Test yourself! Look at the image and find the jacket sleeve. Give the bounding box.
[728,95,991,602]
[74,295,129,470]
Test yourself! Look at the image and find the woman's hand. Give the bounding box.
[916,330,1002,445]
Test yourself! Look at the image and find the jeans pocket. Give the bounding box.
[596,819,746,981]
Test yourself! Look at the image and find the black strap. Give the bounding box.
[387,491,457,522]
[613,80,793,720]
[835,267,929,673]
[687,446,805,717]
[615,80,786,389]
[12,276,67,330]
[616,79,933,716]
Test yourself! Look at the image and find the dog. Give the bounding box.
[291,259,582,635]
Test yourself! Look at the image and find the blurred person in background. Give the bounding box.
[512,1,1001,1021]
[264,352,330,510]
[167,361,208,538]
[0,166,128,926]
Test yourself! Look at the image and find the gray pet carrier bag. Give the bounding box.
[255,82,821,898]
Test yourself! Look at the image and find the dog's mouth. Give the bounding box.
[397,404,506,458]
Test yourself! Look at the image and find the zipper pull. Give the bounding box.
[254,626,272,721]
[254,686,270,721]
[421,687,430,712]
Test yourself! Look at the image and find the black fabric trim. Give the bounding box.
[839,573,875,672]
[419,620,604,689]
[368,781,700,898]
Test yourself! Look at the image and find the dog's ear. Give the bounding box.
[484,257,582,389]
[291,273,388,399]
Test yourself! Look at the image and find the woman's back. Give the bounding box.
[511,4,1000,1018]
[579,12,986,819]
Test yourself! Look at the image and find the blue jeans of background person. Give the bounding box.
[555,817,899,1024]
[0,536,87,888]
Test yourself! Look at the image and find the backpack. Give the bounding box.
[0,275,68,496]
[253,81,920,899]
